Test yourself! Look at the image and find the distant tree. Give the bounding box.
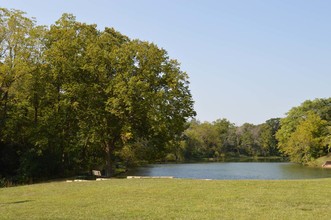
[236,123,258,156]
[213,118,236,157]
[324,126,331,153]
[182,120,223,160]
[285,112,327,163]
[276,98,331,164]
[259,118,280,156]
[182,118,282,160]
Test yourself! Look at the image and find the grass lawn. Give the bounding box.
[1,178,331,219]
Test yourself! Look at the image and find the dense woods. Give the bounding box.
[1,8,330,185]
[178,118,281,162]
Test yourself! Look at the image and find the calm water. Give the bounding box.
[126,162,331,180]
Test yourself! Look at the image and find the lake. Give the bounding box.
[125,162,331,180]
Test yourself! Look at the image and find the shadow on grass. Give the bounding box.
[1,200,33,205]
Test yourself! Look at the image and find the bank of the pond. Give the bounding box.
[308,154,331,168]
[161,156,288,163]
[1,178,331,219]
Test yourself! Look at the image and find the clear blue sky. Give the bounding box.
[2,0,331,125]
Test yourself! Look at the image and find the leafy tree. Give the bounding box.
[213,118,236,157]
[0,8,36,144]
[103,40,195,174]
[259,118,280,156]
[40,14,101,174]
[0,8,48,180]
[276,98,331,164]
[0,9,196,180]
[182,118,282,160]
[285,112,328,163]
[236,123,261,156]
[182,120,219,160]
[324,126,331,153]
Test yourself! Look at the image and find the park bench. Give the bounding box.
[91,170,109,181]
[92,170,102,177]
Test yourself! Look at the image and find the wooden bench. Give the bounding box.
[92,170,102,177]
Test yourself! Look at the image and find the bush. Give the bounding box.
[165,153,177,162]
[0,177,14,188]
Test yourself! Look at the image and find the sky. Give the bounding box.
[2,0,331,125]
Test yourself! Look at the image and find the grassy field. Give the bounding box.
[1,178,331,219]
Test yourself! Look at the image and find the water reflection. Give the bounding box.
[126,162,331,180]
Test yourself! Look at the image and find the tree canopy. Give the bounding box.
[1,8,330,184]
[0,8,195,180]
[276,98,331,164]
[179,118,281,161]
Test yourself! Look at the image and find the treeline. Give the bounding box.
[172,118,281,161]
[1,8,330,185]
[0,8,195,183]
[175,98,331,164]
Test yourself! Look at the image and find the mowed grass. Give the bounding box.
[1,178,331,219]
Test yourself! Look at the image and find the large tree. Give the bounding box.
[44,14,196,176]
[0,8,49,179]
[0,9,196,180]
[0,8,37,143]
[276,98,331,164]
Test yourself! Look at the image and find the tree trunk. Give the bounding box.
[34,105,38,124]
[33,93,39,125]
[105,141,114,177]
[2,91,8,120]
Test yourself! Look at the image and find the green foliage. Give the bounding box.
[1,7,330,181]
[276,98,331,164]
[259,118,280,156]
[182,120,222,160]
[281,112,328,163]
[0,8,195,180]
[180,118,281,160]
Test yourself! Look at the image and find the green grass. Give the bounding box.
[1,178,331,219]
